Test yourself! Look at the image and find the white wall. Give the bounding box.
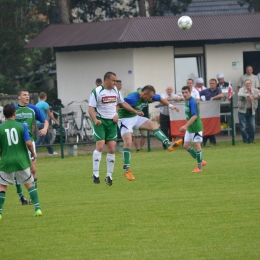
[133,46,175,95]
[56,49,134,106]
[205,42,257,88]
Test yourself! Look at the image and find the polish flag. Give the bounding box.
[228,82,233,101]
[169,100,221,137]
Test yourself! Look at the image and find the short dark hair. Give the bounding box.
[182,86,190,92]
[142,85,156,94]
[17,89,29,96]
[3,104,15,118]
[209,79,217,84]
[187,78,194,82]
[39,92,47,99]
[104,72,116,81]
[95,78,102,84]
[116,80,122,83]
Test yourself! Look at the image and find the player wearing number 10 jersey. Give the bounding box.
[0,104,42,219]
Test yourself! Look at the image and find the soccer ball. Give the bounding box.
[178,16,192,30]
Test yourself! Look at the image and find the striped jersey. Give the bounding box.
[89,85,124,119]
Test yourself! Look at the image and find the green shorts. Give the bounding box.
[93,117,117,142]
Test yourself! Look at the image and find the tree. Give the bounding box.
[237,0,260,11]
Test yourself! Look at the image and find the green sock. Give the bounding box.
[28,186,40,211]
[0,191,6,216]
[34,178,37,189]
[122,148,131,172]
[15,178,23,198]
[153,128,170,147]
[188,147,197,159]
[196,150,203,169]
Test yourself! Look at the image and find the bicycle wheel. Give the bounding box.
[83,116,94,142]
[67,122,79,143]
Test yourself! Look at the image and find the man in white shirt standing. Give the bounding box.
[160,86,183,149]
[88,72,143,186]
[186,78,200,103]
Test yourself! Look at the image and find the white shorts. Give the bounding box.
[118,116,148,137]
[184,131,203,143]
[0,168,33,185]
[132,129,148,137]
[28,141,36,160]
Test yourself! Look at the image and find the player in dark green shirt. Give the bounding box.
[14,89,49,205]
[0,104,42,219]
[180,86,206,172]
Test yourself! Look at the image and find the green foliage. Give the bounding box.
[1,142,260,259]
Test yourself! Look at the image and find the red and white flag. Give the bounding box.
[169,100,221,137]
[228,82,233,101]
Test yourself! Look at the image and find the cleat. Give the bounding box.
[28,199,34,205]
[19,196,28,205]
[168,139,183,152]
[192,167,202,173]
[92,175,100,184]
[124,169,135,181]
[34,209,42,217]
[202,160,207,167]
[105,176,113,186]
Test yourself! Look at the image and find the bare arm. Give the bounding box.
[47,109,59,125]
[121,102,144,116]
[180,115,197,132]
[88,106,101,126]
[26,140,36,161]
[160,97,180,112]
[39,120,49,136]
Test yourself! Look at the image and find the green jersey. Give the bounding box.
[14,104,46,141]
[185,97,203,133]
[118,90,161,118]
[0,120,31,173]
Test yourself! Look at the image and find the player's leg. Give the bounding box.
[139,118,182,151]
[159,113,169,149]
[118,117,135,181]
[193,132,204,172]
[104,121,117,186]
[92,119,106,184]
[132,129,140,151]
[16,168,42,217]
[0,171,15,219]
[0,184,7,220]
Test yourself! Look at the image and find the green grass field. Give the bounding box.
[1,141,260,260]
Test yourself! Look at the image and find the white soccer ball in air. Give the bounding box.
[178,16,192,30]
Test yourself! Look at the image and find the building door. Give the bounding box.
[174,55,204,94]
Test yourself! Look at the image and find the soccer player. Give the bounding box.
[0,104,42,219]
[88,72,143,186]
[118,85,182,181]
[14,89,48,204]
[180,86,206,172]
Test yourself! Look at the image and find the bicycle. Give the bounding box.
[66,100,93,143]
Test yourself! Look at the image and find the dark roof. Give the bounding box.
[26,12,260,51]
[174,0,250,16]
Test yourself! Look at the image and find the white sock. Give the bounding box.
[93,150,102,177]
[106,153,115,178]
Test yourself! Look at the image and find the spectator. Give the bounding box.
[238,79,260,143]
[194,78,206,100]
[160,86,183,149]
[186,78,200,102]
[115,80,129,98]
[237,65,260,91]
[199,79,224,146]
[35,92,59,156]
[132,129,147,151]
[216,73,229,88]
[95,78,102,87]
